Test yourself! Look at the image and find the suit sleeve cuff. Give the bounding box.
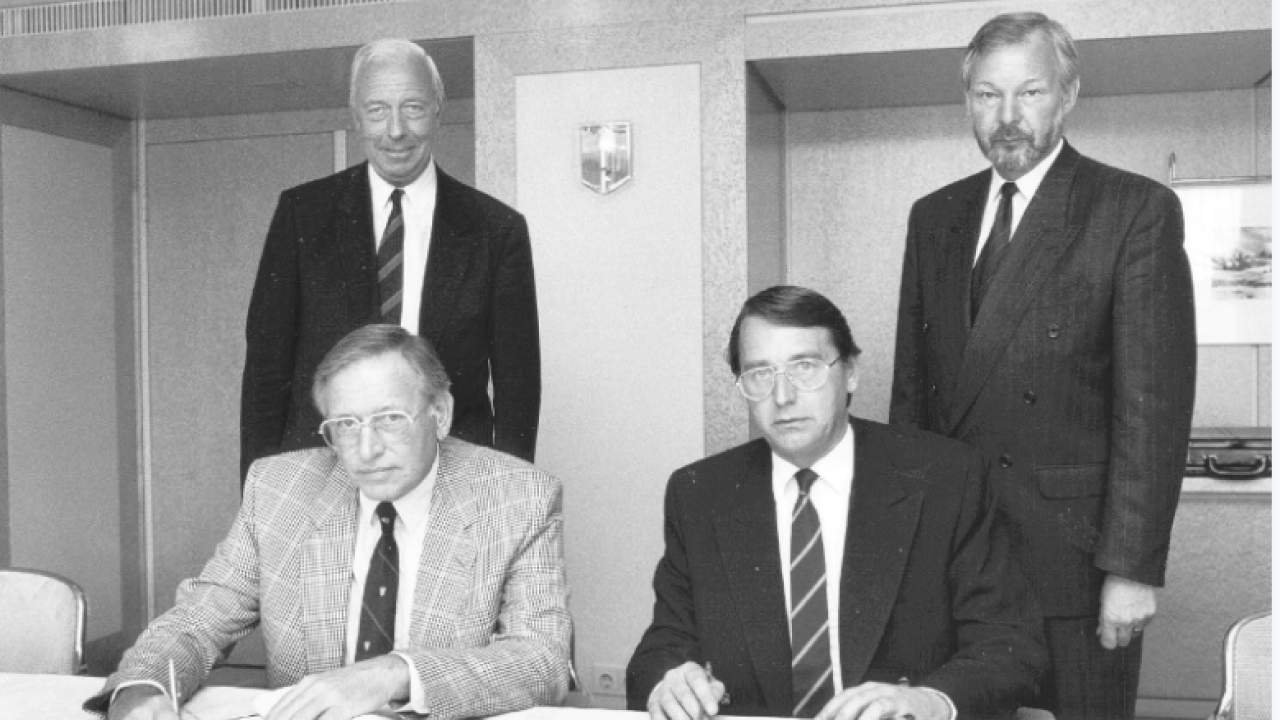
[109,680,170,708]
[918,686,957,720]
[390,651,430,715]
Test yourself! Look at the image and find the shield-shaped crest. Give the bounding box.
[580,122,633,195]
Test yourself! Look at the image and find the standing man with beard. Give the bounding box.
[241,39,540,482]
[890,12,1195,720]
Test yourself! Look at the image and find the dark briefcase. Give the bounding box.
[1186,427,1271,479]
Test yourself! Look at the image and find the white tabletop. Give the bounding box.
[0,673,262,720]
[0,673,743,720]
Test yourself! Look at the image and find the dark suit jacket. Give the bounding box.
[626,417,1046,719]
[889,141,1196,617]
[241,163,540,479]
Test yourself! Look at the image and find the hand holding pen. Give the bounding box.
[645,660,729,720]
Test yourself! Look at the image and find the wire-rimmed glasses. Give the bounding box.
[735,358,840,401]
[318,410,420,449]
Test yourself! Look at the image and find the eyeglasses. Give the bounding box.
[318,410,420,449]
[735,358,840,401]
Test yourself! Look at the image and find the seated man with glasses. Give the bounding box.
[89,324,570,720]
[627,286,1046,720]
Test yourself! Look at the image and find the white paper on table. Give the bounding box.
[250,686,395,719]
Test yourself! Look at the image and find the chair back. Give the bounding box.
[1212,610,1271,720]
[0,567,87,674]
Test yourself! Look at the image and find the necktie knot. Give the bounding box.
[390,187,404,208]
[999,181,1018,202]
[795,468,819,495]
[375,501,397,535]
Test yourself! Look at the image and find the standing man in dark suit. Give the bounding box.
[628,286,1046,720]
[241,38,540,480]
[890,13,1195,719]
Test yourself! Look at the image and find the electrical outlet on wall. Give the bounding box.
[594,664,627,696]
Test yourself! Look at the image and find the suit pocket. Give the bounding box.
[1035,464,1106,498]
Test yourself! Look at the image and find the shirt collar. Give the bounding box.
[987,137,1063,206]
[770,419,855,497]
[356,451,439,535]
[367,158,437,211]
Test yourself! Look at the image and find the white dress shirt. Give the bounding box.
[972,138,1064,265]
[771,424,854,691]
[344,455,438,713]
[368,161,438,333]
[770,425,956,719]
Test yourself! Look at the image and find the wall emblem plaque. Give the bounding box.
[580,122,632,195]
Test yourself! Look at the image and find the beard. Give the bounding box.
[977,117,1063,178]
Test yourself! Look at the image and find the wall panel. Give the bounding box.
[1,124,122,641]
[516,63,705,702]
[145,132,332,612]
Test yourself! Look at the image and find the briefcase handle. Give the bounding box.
[1204,454,1270,479]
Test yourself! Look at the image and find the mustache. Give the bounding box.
[989,124,1032,144]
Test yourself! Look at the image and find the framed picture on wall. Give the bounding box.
[1174,179,1271,345]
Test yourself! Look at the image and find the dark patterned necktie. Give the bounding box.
[790,468,834,717]
[971,181,1018,321]
[378,189,405,324]
[355,501,398,661]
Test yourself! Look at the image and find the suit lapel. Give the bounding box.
[419,168,476,346]
[939,173,989,347]
[838,419,926,685]
[711,442,792,714]
[946,143,1086,434]
[299,464,358,672]
[335,163,381,319]
[409,440,478,644]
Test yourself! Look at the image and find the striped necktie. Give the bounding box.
[970,181,1018,321]
[355,501,399,661]
[790,468,834,717]
[378,189,405,324]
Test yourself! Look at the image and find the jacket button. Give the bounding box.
[1023,391,1036,405]
[999,454,1013,468]
[1047,324,1061,338]
[922,322,931,334]
[929,384,939,396]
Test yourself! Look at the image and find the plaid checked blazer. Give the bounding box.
[89,439,571,718]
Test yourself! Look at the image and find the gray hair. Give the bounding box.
[312,324,451,414]
[348,38,445,110]
[961,12,1080,94]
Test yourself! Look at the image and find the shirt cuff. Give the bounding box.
[390,651,430,715]
[918,686,957,720]
[109,680,170,708]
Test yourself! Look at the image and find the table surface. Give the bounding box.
[0,673,675,720]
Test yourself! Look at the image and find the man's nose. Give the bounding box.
[771,372,797,405]
[386,109,405,139]
[356,423,385,458]
[998,95,1020,126]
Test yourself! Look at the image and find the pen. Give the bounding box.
[169,659,179,714]
[704,661,730,705]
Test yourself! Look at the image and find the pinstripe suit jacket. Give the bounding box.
[890,142,1196,617]
[89,439,570,718]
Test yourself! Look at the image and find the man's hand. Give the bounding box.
[266,655,410,720]
[1098,573,1157,650]
[817,683,951,720]
[646,661,727,720]
[108,685,178,720]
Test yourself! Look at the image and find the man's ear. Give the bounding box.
[845,359,860,394]
[432,391,455,440]
[1062,78,1080,115]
